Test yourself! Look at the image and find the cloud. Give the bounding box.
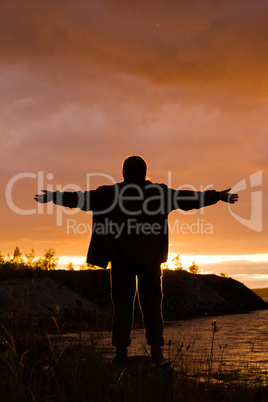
[1,1,268,94]
[1,66,267,178]
[201,260,268,276]
[200,260,268,288]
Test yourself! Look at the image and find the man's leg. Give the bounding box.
[110,262,136,359]
[137,262,165,363]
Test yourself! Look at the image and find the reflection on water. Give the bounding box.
[61,305,268,384]
[163,309,268,382]
[80,308,268,384]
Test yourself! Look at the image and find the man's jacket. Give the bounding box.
[53,181,220,268]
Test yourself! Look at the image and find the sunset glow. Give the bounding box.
[1,1,267,290]
[53,253,268,289]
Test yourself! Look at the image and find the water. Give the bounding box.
[62,304,268,383]
[162,309,268,382]
[81,306,268,384]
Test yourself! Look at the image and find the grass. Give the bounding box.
[0,310,268,402]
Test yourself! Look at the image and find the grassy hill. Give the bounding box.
[0,267,267,321]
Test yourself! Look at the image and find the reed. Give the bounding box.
[0,310,267,401]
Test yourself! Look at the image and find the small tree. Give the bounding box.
[67,262,74,271]
[13,246,23,263]
[25,249,35,267]
[0,251,4,264]
[172,254,183,270]
[189,261,200,274]
[41,248,58,270]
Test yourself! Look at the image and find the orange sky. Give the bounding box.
[1,1,267,288]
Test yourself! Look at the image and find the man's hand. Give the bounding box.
[219,188,239,204]
[34,190,53,204]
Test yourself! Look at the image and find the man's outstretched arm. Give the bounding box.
[34,190,53,204]
[219,188,239,204]
[34,190,86,209]
[173,187,239,211]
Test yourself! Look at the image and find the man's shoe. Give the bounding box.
[151,346,169,367]
[112,347,128,366]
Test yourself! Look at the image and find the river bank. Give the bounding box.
[0,268,267,326]
[0,276,267,401]
[61,308,268,387]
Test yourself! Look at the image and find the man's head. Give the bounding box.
[122,156,147,184]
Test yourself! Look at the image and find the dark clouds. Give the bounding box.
[1,1,268,93]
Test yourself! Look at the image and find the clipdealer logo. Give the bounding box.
[65,217,214,238]
[228,170,262,232]
[5,170,263,232]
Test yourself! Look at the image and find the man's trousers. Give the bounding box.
[111,261,164,348]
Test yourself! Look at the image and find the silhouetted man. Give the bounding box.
[35,156,238,365]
